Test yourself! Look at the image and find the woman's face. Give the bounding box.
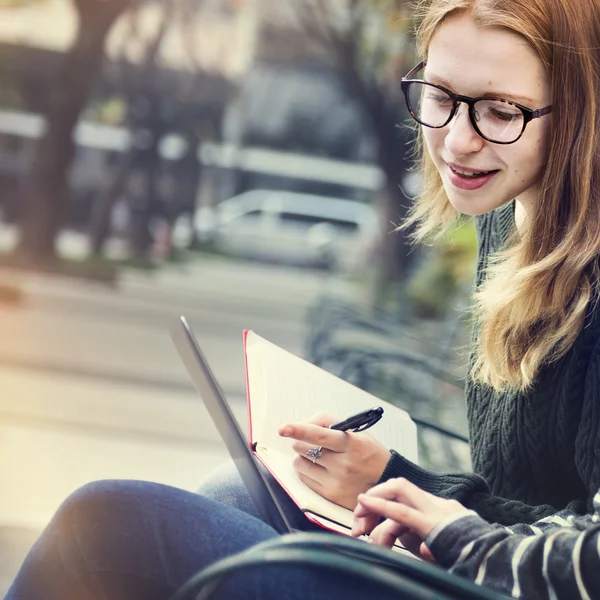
[422,12,551,216]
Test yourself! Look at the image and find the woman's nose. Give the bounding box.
[444,103,485,155]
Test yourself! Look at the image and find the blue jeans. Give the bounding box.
[5,479,403,600]
[198,460,323,531]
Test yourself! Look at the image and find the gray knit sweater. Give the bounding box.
[380,202,600,526]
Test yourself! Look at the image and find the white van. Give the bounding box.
[196,190,379,271]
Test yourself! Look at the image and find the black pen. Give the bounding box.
[328,407,384,432]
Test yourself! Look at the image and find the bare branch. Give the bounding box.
[292,0,337,49]
[179,0,218,73]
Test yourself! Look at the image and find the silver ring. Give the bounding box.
[305,446,324,464]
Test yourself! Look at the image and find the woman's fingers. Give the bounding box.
[353,499,402,540]
[367,517,431,560]
[291,440,341,459]
[364,478,437,510]
[352,494,380,536]
[350,512,380,538]
[279,422,347,453]
[353,501,372,518]
[296,470,325,495]
[356,494,434,539]
[369,518,408,548]
[357,479,470,540]
[419,541,436,563]
[293,453,328,477]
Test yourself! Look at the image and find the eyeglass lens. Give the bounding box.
[407,81,525,143]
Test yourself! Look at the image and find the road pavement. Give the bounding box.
[0,253,357,593]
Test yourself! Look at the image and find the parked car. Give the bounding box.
[195,190,379,271]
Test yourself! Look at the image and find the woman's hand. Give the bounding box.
[278,412,391,511]
[351,478,470,560]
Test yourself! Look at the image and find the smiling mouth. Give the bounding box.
[449,165,499,179]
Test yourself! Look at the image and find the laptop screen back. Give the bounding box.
[170,316,293,535]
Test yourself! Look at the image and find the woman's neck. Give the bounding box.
[514,199,527,233]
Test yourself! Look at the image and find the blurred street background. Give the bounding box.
[0,0,476,592]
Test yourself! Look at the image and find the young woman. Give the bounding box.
[202,0,600,529]
[7,0,600,598]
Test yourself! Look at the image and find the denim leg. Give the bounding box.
[199,460,322,531]
[5,480,400,600]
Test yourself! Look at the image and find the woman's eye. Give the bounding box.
[426,93,452,105]
[488,108,521,122]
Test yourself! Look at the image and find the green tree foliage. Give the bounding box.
[406,220,478,319]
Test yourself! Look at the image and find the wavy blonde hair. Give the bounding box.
[403,0,600,391]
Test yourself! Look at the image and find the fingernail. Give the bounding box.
[367,537,374,544]
[279,426,292,436]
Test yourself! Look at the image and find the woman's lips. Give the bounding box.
[446,164,499,191]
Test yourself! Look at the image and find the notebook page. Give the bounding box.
[245,331,418,464]
[255,443,356,528]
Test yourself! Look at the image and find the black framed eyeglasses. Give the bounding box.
[400,61,552,145]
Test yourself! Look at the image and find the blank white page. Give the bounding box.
[245,331,418,464]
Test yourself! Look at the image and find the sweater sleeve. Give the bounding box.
[425,496,600,599]
[377,451,571,526]
[573,335,600,514]
[379,334,600,526]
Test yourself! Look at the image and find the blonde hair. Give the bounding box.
[403,0,600,391]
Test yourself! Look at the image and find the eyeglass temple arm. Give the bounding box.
[532,105,552,118]
[403,60,425,79]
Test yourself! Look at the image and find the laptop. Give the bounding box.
[170,315,508,600]
[170,315,294,534]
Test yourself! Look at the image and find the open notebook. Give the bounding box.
[244,329,418,535]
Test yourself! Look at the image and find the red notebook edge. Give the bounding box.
[242,329,254,448]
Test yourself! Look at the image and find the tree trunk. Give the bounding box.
[380,178,411,280]
[129,129,163,257]
[19,0,128,260]
[327,38,416,286]
[89,152,134,255]
[89,0,176,257]
[379,117,418,276]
